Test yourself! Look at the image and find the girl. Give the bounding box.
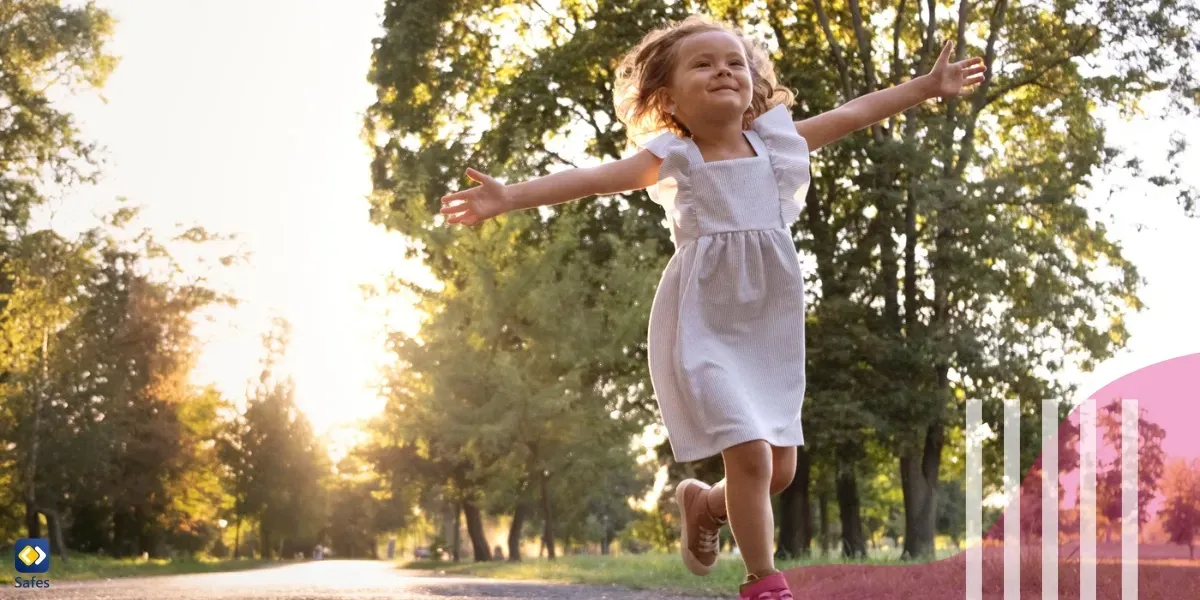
[440,15,984,600]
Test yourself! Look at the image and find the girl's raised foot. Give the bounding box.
[675,478,727,576]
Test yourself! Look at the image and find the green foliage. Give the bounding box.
[224,318,331,559]
[366,207,661,554]
[0,0,116,229]
[0,205,239,556]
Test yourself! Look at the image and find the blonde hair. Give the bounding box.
[613,15,795,146]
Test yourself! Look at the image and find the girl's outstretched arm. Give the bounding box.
[794,40,987,151]
[439,150,662,226]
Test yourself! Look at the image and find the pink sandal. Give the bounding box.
[737,571,794,600]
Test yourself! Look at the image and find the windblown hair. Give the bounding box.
[613,15,795,146]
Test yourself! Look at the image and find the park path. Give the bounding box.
[1,559,720,600]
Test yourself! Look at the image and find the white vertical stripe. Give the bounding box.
[966,397,982,600]
[1042,399,1059,600]
[1004,398,1021,599]
[1122,399,1139,600]
[1080,399,1097,600]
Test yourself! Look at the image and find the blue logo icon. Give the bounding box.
[14,538,50,574]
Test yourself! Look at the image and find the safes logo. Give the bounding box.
[13,539,49,574]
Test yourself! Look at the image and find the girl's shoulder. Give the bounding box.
[636,129,688,160]
[750,104,810,163]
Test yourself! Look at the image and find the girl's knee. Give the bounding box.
[723,440,773,482]
[769,446,797,494]
[769,469,794,495]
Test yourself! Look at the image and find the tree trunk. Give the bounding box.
[836,457,867,559]
[23,329,48,542]
[508,501,528,562]
[233,498,242,559]
[451,502,462,562]
[462,500,491,561]
[540,472,556,560]
[776,446,813,559]
[42,507,69,562]
[818,488,831,556]
[601,513,613,556]
[261,524,272,560]
[900,418,945,560]
[25,500,42,539]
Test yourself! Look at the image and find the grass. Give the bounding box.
[400,549,1200,598]
[398,550,960,597]
[1,553,279,584]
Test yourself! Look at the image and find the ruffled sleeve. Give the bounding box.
[750,104,811,226]
[636,131,698,247]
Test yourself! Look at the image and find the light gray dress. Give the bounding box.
[640,103,811,462]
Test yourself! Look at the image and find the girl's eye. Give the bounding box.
[696,62,710,68]
[731,61,745,67]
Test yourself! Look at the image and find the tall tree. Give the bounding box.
[0,0,116,232]
[1160,458,1200,560]
[371,208,658,561]
[1,0,115,553]
[234,318,330,560]
[1095,401,1166,541]
[2,206,238,557]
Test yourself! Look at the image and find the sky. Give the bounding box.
[37,1,1200,460]
[40,0,426,456]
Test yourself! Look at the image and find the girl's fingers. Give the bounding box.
[938,40,953,62]
[441,191,467,204]
[465,168,493,185]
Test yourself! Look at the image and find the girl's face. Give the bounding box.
[666,31,754,128]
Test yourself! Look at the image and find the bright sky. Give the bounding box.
[36,2,1200,460]
[40,0,428,457]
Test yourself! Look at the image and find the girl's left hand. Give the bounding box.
[927,40,987,98]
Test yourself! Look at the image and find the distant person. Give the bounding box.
[438,14,984,600]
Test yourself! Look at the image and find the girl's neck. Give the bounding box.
[688,118,753,162]
[687,116,744,144]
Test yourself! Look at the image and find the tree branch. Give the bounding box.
[891,0,908,89]
[887,0,911,137]
[952,0,1008,180]
[847,0,877,94]
[848,0,885,142]
[811,0,855,101]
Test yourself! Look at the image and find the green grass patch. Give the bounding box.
[1,554,279,584]
[399,550,961,596]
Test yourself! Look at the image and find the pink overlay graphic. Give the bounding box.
[781,353,1200,599]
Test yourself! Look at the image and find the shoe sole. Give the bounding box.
[676,478,714,577]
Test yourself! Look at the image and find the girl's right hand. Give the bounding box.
[439,168,510,226]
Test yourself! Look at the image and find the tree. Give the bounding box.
[327,453,384,559]
[234,318,330,560]
[2,204,238,557]
[1095,400,1166,542]
[0,0,116,232]
[1160,458,1200,559]
[370,208,659,561]
[0,229,93,555]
